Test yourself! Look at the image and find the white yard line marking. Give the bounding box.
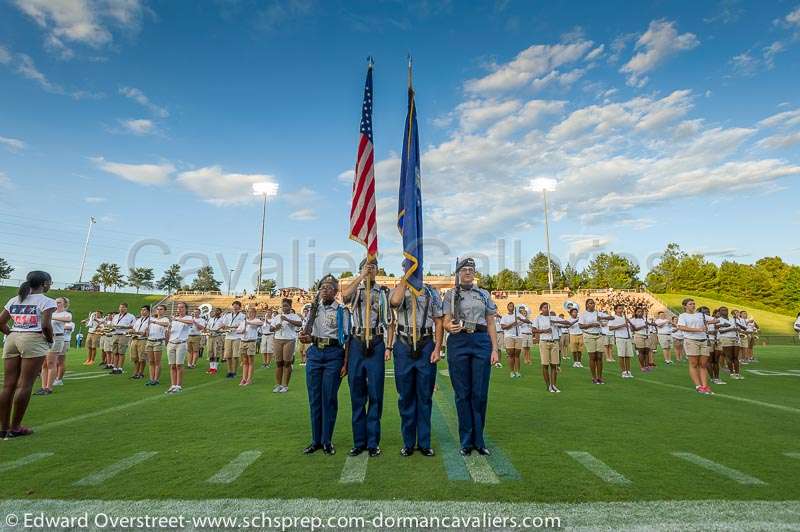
[207,451,262,484]
[0,453,54,473]
[672,452,766,485]
[339,453,369,484]
[37,379,223,432]
[639,378,800,415]
[439,369,450,377]
[62,374,112,381]
[566,451,631,485]
[785,452,800,460]
[74,452,158,487]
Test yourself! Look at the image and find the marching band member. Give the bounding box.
[442,257,499,455]
[646,314,659,368]
[578,298,608,384]
[389,276,443,457]
[655,311,673,364]
[82,309,102,365]
[733,310,747,364]
[794,312,800,339]
[567,307,584,368]
[716,307,742,380]
[530,303,571,392]
[238,307,263,386]
[518,306,533,368]
[165,302,194,394]
[100,311,115,369]
[299,304,312,366]
[706,308,724,385]
[128,305,151,380]
[557,314,570,360]
[270,298,302,393]
[299,275,348,456]
[677,298,718,395]
[742,311,758,362]
[0,271,56,438]
[260,309,275,369]
[670,315,684,362]
[203,308,224,375]
[110,303,135,375]
[599,306,614,363]
[186,309,206,369]
[221,301,245,379]
[37,297,71,395]
[628,307,650,373]
[342,257,393,458]
[145,304,169,386]
[500,302,522,378]
[55,319,74,387]
[493,314,504,368]
[608,304,635,378]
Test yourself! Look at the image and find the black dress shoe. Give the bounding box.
[476,447,491,456]
[348,447,365,457]
[459,447,473,456]
[400,447,414,457]
[368,447,382,457]
[323,444,336,455]
[418,447,435,457]
[303,443,322,454]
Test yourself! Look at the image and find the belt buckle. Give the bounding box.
[462,321,477,334]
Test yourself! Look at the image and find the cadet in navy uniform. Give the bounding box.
[298,275,349,455]
[342,257,394,458]
[442,257,499,456]
[389,277,444,457]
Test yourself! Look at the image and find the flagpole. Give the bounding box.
[408,55,418,351]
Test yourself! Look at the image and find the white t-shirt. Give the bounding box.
[206,316,224,334]
[4,294,57,333]
[500,314,521,338]
[494,317,503,333]
[52,310,72,335]
[87,313,101,333]
[189,317,206,336]
[271,313,301,340]
[261,318,274,335]
[240,319,263,341]
[112,312,136,334]
[567,317,582,335]
[223,311,245,340]
[532,315,556,341]
[608,316,631,339]
[578,311,603,335]
[677,312,709,341]
[168,316,194,343]
[132,316,150,336]
[629,317,646,335]
[716,317,738,339]
[518,318,532,335]
[794,316,800,336]
[655,318,671,334]
[148,317,169,340]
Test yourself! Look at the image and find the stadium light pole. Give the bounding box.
[529,178,558,294]
[252,182,278,296]
[77,216,96,284]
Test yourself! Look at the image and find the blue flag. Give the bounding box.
[397,62,423,296]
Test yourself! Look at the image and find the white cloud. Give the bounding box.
[17,54,62,93]
[119,86,168,118]
[730,42,787,76]
[84,196,106,203]
[621,20,699,87]
[0,171,10,188]
[615,218,656,230]
[757,131,800,150]
[758,108,800,129]
[119,118,155,135]
[289,208,317,221]
[0,45,11,64]
[176,166,277,206]
[0,136,26,153]
[91,156,174,185]
[763,41,786,69]
[560,234,612,256]
[283,186,320,206]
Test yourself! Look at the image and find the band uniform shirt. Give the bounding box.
[222,311,245,340]
[567,316,582,336]
[147,318,168,340]
[189,317,206,336]
[168,317,193,343]
[396,285,443,331]
[578,311,602,335]
[677,312,709,341]
[132,316,150,337]
[310,301,344,340]
[442,285,497,326]
[628,317,646,336]
[87,313,100,333]
[206,316,223,335]
[716,317,738,339]
[4,294,57,333]
[350,282,390,330]
[608,316,631,339]
[112,312,135,334]
[500,314,521,338]
[655,318,671,334]
[52,310,72,335]
[271,312,301,340]
[531,315,556,341]
[240,319,262,341]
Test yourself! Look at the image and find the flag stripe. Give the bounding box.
[349,65,378,257]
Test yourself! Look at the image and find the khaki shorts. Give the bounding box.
[615,338,635,358]
[658,334,673,349]
[273,338,296,362]
[187,335,202,353]
[3,332,51,359]
[146,339,165,353]
[539,340,559,365]
[260,334,273,354]
[240,339,257,357]
[224,338,241,360]
[600,335,614,347]
[496,332,504,347]
[520,334,533,348]
[112,335,130,355]
[504,336,523,350]
[648,334,659,351]
[50,336,65,354]
[206,335,223,358]
[719,336,738,348]
[129,338,147,362]
[559,334,569,353]
[102,335,114,352]
[633,335,648,350]
[569,333,584,353]
[167,342,188,365]
[684,338,710,357]
[583,333,601,353]
[87,332,99,349]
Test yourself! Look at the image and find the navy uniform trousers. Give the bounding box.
[393,336,437,449]
[446,331,492,450]
[305,344,345,447]
[347,336,385,449]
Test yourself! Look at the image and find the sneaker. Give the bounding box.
[548,385,556,393]
[494,362,503,368]
[278,386,288,393]
[551,385,561,393]
[713,379,726,385]
[576,362,583,368]
[598,379,605,384]
[621,372,627,378]
[272,385,282,393]
[572,362,579,368]
[695,384,702,391]
[173,386,183,393]
[627,372,634,378]
[33,388,48,396]
[701,386,713,395]
[53,379,64,386]
[165,386,176,394]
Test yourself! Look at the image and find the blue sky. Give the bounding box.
[1,0,799,290]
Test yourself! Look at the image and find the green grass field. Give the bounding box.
[1,341,799,528]
[656,292,797,335]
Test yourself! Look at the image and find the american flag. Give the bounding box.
[349,60,378,258]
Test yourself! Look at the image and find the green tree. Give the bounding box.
[93,262,126,292]
[526,252,563,291]
[258,278,277,294]
[0,257,13,284]
[157,264,183,294]
[477,273,496,291]
[191,266,222,292]
[562,263,584,290]
[495,268,526,290]
[584,253,640,289]
[340,271,354,278]
[645,243,684,292]
[127,267,154,294]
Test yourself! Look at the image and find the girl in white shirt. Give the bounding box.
[670,316,684,362]
[238,307,263,386]
[0,271,56,438]
[628,307,649,373]
[38,297,72,395]
[677,298,718,395]
[55,319,74,387]
[500,302,523,378]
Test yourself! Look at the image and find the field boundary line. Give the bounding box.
[339,453,369,484]
[74,451,158,487]
[207,451,262,484]
[784,452,800,460]
[566,451,631,485]
[0,453,54,473]
[638,378,800,414]
[672,452,766,485]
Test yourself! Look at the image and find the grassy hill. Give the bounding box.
[655,293,797,335]
[0,286,164,335]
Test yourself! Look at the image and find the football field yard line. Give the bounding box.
[207,451,262,484]
[74,451,158,487]
[0,453,54,473]
[36,379,224,432]
[638,378,800,414]
[565,451,631,485]
[672,452,766,485]
[785,452,800,460]
[339,453,369,484]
